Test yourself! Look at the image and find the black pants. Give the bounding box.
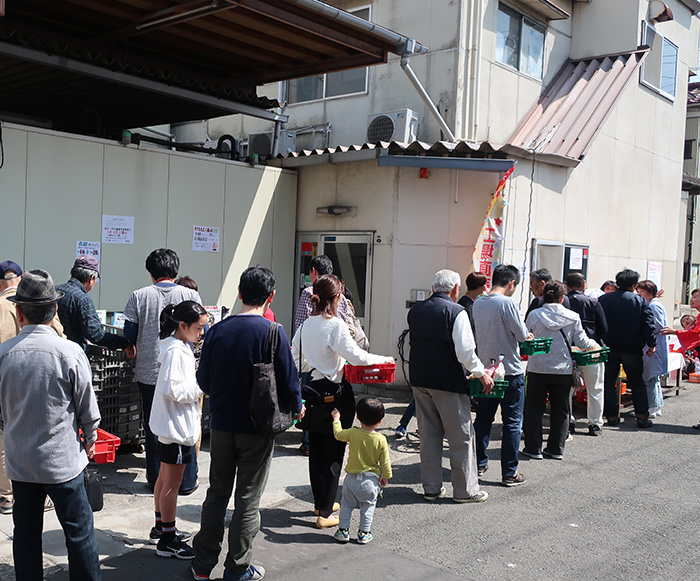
[524,372,572,456]
[306,378,354,518]
[603,350,649,419]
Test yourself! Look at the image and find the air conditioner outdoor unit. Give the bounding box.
[366,108,418,143]
[247,130,296,157]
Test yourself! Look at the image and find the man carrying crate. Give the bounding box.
[407,269,493,503]
[566,273,608,436]
[472,264,531,487]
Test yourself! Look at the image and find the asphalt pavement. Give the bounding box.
[1,382,699,581]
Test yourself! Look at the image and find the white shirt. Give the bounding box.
[291,315,388,383]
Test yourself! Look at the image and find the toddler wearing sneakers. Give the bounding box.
[331,397,392,544]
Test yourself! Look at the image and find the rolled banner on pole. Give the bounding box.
[472,166,514,279]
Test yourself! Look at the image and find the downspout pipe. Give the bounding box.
[400,56,456,142]
[283,0,428,56]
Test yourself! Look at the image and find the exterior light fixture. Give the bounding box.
[315,205,355,216]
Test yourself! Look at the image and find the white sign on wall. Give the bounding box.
[102,215,134,244]
[193,225,219,253]
[569,247,583,270]
[76,240,101,269]
[647,261,662,288]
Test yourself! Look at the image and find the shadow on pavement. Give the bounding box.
[45,547,193,580]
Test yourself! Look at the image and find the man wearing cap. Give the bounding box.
[0,270,101,580]
[57,255,134,354]
[0,260,64,515]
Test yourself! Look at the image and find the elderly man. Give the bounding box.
[0,260,64,516]
[57,255,134,354]
[407,269,493,503]
[0,270,101,580]
[124,248,202,495]
[525,268,570,320]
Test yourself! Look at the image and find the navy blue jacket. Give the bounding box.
[567,289,608,343]
[598,289,656,352]
[408,292,468,393]
[197,314,302,434]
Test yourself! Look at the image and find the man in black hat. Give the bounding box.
[0,269,102,580]
[57,255,134,354]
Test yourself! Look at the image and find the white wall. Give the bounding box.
[296,159,498,360]
[0,124,298,329]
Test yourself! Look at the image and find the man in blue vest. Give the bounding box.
[408,269,493,503]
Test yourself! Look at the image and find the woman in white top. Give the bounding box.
[523,281,599,460]
[291,274,392,529]
[150,301,206,559]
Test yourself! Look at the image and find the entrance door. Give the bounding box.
[295,232,373,332]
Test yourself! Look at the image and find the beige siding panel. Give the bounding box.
[101,145,170,311]
[0,128,28,264]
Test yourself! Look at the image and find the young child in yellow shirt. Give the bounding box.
[331,397,392,544]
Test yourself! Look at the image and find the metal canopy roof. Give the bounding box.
[0,0,425,134]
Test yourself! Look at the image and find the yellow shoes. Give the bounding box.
[315,515,340,528]
[314,502,340,516]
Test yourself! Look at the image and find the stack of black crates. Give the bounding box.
[87,345,144,446]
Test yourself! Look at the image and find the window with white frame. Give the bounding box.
[496,3,545,79]
[641,21,678,99]
[284,6,371,104]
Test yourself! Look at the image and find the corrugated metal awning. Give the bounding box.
[503,47,650,167]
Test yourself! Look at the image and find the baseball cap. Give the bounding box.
[0,260,22,279]
[73,255,100,276]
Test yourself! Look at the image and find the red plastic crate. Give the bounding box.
[345,362,396,384]
[93,428,121,464]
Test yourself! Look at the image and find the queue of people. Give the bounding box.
[0,250,687,581]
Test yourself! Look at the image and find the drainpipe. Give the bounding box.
[400,56,456,142]
[467,0,484,141]
[687,194,696,303]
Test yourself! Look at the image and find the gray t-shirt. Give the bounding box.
[472,293,529,376]
[124,283,202,384]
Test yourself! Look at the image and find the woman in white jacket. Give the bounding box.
[150,300,207,560]
[291,274,393,529]
[523,281,599,460]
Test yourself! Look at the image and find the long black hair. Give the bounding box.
[159,300,207,339]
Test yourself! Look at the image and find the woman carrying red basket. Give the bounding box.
[291,274,393,529]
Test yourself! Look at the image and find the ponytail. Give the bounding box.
[159,304,179,339]
[159,300,207,339]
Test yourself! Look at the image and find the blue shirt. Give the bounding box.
[197,314,302,434]
[56,277,129,352]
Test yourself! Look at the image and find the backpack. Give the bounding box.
[249,322,294,437]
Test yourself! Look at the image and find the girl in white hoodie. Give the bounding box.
[150,300,207,560]
[523,281,599,460]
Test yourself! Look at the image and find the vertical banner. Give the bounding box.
[472,166,514,280]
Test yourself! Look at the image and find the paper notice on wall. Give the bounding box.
[193,225,220,252]
[569,247,583,270]
[204,305,223,326]
[76,240,101,268]
[647,261,662,288]
[102,215,134,244]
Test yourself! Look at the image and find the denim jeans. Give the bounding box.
[193,430,274,576]
[398,400,416,429]
[474,374,526,478]
[13,473,101,581]
[139,382,198,491]
[603,350,649,419]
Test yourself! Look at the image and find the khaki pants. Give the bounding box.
[412,386,480,499]
[0,433,12,501]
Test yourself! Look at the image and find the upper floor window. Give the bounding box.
[284,6,371,104]
[496,3,545,79]
[641,21,678,100]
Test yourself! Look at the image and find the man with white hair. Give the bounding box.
[407,269,493,503]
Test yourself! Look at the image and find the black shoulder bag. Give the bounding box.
[250,322,294,438]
